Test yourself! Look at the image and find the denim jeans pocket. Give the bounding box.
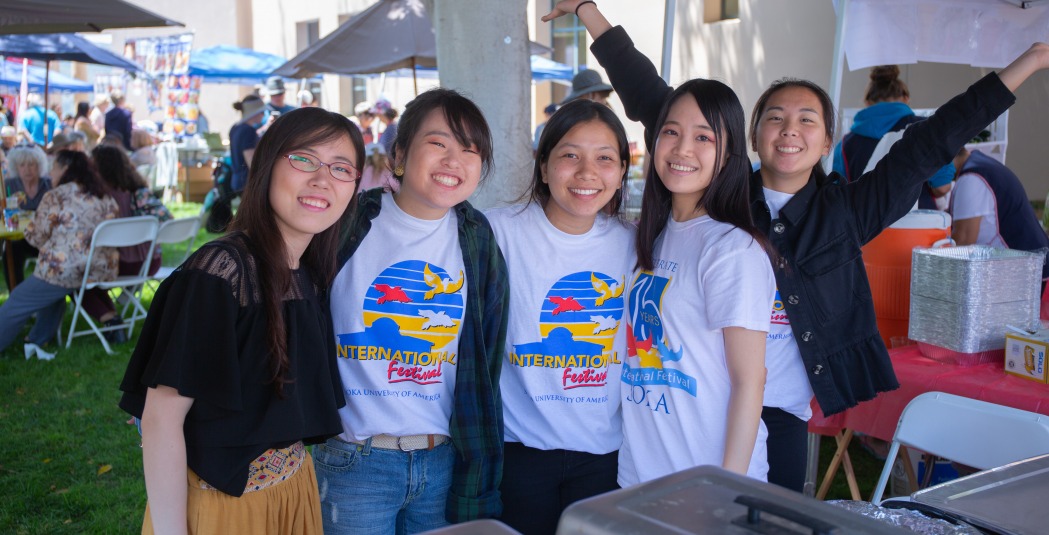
[313,441,362,473]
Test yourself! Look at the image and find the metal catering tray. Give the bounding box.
[910,454,1049,535]
[556,465,911,534]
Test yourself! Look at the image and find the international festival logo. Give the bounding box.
[509,271,624,390]
[336,260,463,385]
[623,272,697,402]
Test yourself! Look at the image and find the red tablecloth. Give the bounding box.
[808,345,1049,441]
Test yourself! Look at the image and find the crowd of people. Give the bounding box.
[3,2,1049,534]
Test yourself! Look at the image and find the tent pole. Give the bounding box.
[44,60,52,146]
[825,0,850,173]
[412,59,418,96]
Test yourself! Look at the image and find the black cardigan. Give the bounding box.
[591,26,1016,415]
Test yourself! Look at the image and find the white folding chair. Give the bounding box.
[66,216,159,354]
[871,391,1049,504]
[150,216,202,284]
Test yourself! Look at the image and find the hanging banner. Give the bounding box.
[123,33,199,138]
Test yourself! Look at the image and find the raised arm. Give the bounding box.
[998,42,1049,92]
[543,1,673,150]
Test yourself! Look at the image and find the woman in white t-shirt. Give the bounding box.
[318,89,509,533]
[621,79,776,485]
[486,99,635,535]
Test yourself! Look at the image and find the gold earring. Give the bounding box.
[394,165,405,177]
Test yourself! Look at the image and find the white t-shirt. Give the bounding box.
[618,215,776,486]
[486,203,635,455]
[330,192,466,441]
[762,188,815,421]
[951,173,1006,247]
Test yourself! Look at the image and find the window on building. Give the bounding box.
[296,20,320,53]
[704,0,739,23]
[550,5,588,103]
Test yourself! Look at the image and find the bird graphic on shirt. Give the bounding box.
[549,296,585,315]
[590,315,619,335]
[591,273,624,306]
[375,284,412,305]
[419,310,456,330]
[423,263,464,300]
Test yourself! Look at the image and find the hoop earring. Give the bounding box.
[394,165,405,177]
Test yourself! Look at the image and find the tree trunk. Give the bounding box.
[430,0,531,210]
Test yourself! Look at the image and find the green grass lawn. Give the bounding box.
[0,203,886,532]
[0,203,221,534]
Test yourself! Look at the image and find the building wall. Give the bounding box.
[670,0,1049,200]
[100,0,249,141]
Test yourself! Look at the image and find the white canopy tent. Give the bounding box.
[827,0,1049,166]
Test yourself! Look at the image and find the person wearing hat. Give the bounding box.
[264,76,297,115]
[370,98,399,153]
[562,69,614,106]
[352,101,376,145]
[1,125,18,156]
[229,95,267,192]
[18,93,61,147]
[532,102,559,152]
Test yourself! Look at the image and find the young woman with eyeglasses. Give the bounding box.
[120,107,364,533]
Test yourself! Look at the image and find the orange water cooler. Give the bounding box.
[862,210,952,346]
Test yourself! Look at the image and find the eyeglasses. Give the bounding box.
[283,153,360,183]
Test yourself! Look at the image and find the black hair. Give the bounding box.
[54,150,107,199]
[92,144,149,192]
[528,98,629,217]
[748,78,836,184]
[229,107,365,396]
[390,88,494,183]
[637,79,772,270]
[75,102,90,119]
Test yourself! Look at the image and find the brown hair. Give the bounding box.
[230,107,365,396]
[865,65,909,104]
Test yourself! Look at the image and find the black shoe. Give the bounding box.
[103,318,128,345]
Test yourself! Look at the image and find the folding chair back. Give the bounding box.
[871,391,1049,504]
[151,216,202,282]
[66,216,160,354]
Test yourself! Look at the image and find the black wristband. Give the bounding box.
[575,1,596,17]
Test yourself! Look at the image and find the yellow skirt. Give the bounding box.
[142,446,323,534]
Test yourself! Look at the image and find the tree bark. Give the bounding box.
[430,0,531,209]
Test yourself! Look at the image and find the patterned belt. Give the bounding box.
[348,434,449,451]
[197,441,305,494]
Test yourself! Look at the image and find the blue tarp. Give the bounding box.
[0,60,92,92]
[188,45,287,85]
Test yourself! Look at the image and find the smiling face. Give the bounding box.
[754,86,831,192]
[393,108,482,220]
[269,134,359,255]
[653,95,723,219]
[541,119,625,234]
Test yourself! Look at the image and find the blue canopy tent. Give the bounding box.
[0,33,142,143]
[0,60,92,93]
[188,45,288,85]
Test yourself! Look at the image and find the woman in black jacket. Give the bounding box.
[545,0,1049,492]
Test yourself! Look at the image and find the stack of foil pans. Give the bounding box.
[908,246,1043,354]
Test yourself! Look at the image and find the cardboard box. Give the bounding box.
[178,163,214,203]
[1004,332,1048,383]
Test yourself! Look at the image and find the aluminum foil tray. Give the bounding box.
[911,246,1043,305]
[909,246,1043,354]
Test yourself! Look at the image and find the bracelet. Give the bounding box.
[575,1,596,17]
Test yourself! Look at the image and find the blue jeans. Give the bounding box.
[0,276,69,352]
[314,437,454,535]
[499,442,619,535]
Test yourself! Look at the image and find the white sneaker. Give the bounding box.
[23,343,56,361]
